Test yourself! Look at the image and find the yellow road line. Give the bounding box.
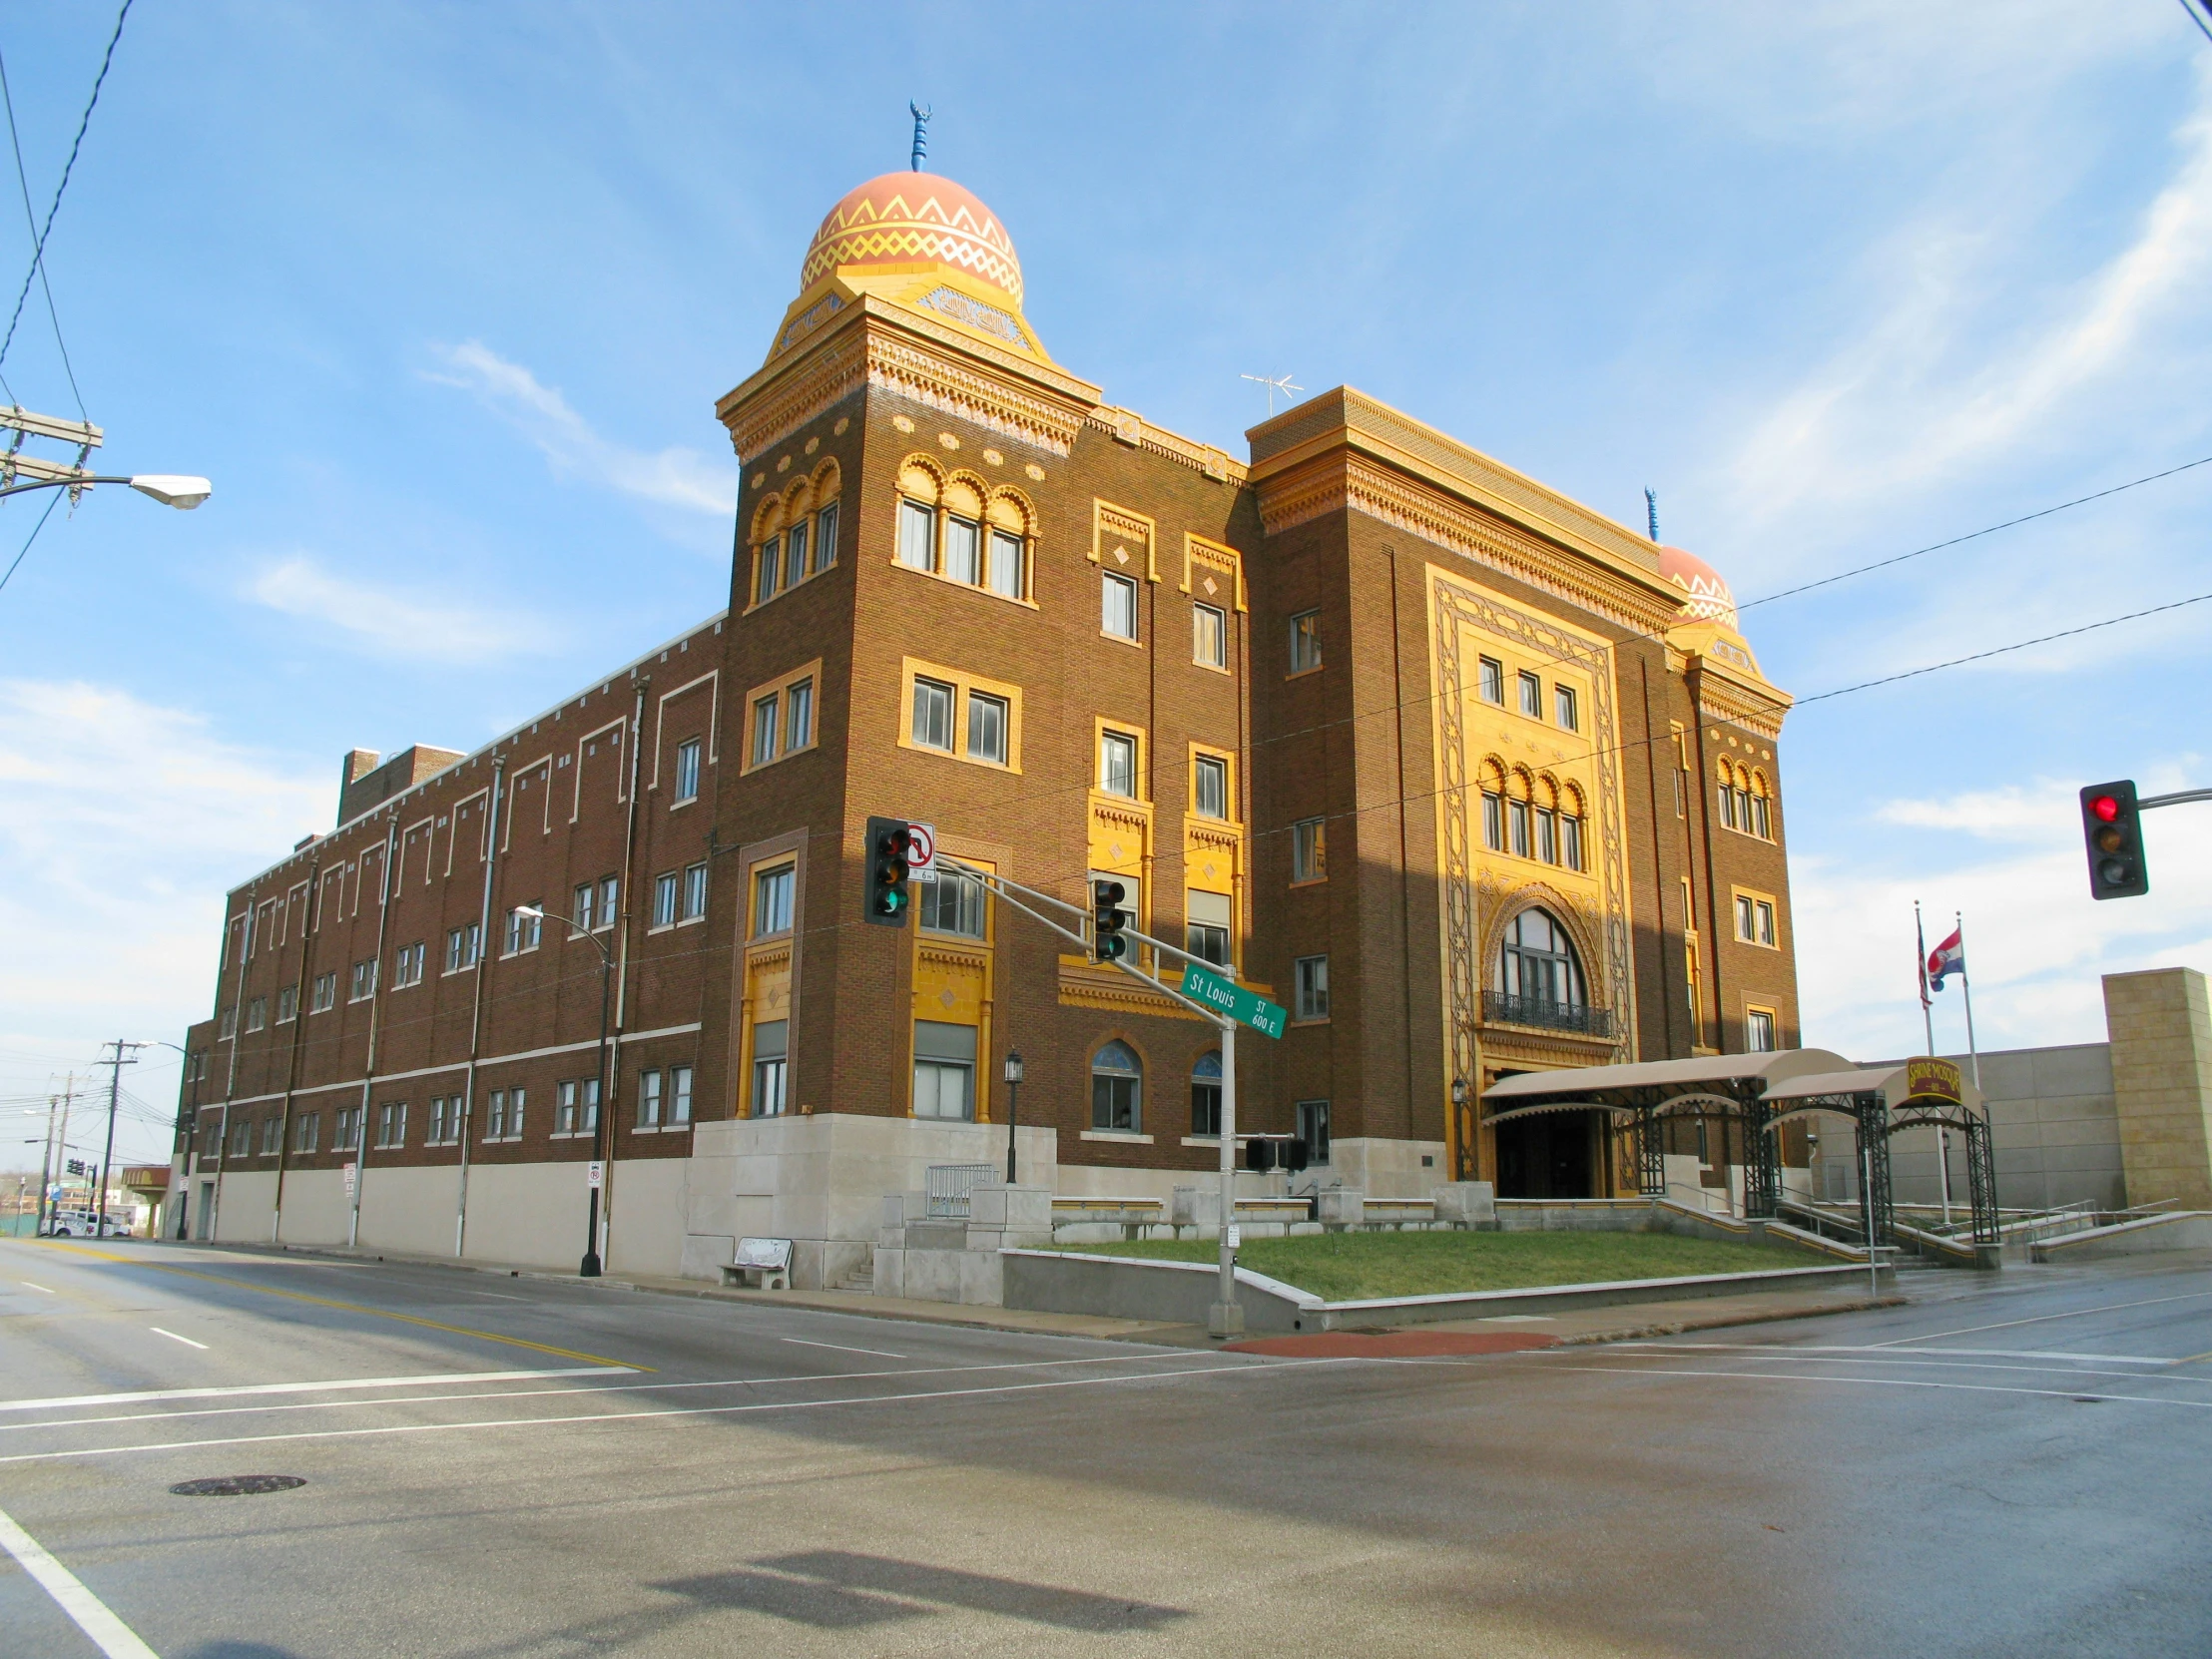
[20,1241,649,1372]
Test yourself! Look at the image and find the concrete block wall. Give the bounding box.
[2105,966,2212,1210]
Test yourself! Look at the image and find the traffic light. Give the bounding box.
[1284,1138,1311,1175]
[66,1159,84,1177]
[863,817,912,926]
[1091,879,1128,962]
[1243,1137,1275,1175]
[2080,782,2149,899]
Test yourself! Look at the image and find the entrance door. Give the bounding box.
[195,1183,214,1240]
[1494,1113,1597,1199]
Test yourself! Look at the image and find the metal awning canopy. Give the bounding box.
[1762,1063,1984,1115]
[1482,1048,1853,1115]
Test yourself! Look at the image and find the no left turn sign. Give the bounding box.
[905,822,937,873]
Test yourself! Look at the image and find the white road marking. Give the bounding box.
[149,1329,208,1351]
[0,1366,635,1416]
[0,1353,1240,1435]
[781,1337,907,1360]
[0,1500,160,1658]
[0,1358,1343,1467]
[1475,1316,1555,1325]
[18,1281,54,1294]
[1630,1344,2182,1367]
[1868,1290,2212,1348]
[1559,1363,2212,1410]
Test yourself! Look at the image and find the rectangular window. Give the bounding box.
[783,518,809,589]
[912,1020,977,1120]
[752,695,779,766]
[653,871,679,928]
[752,1020,789,1116]
[486,1088,508,1140]
[1186,888,1233,968]
[1535,807,1557,864]
[898,498,936,570]
[1508,799,1530,857]
[1298,1099,1332,1165]
[1673,770,1687,818]
[1101,572,1138,639]
[1295,954,1331,1021]
[555,1078,600,1135]
[376,1100,406,1149]
[1554,685,1579,731]
[754,864,795,937]
[276,985,297,1024]
[1752,794,1772,839]
[1289,609,1322,673]
[246,997,267,1033]
[557,1081,577,1135]
[335,1105,360,1150]
[675,738,702,803]
[311,971,336,1013]
[294,1113,318,1153]
[426,1097,450,1145]
[944,515,982,585]
[987,528,1023,598]
[1193,602,1227,668]
[504,905,542,956]
[219,1004,238,1039]
[756,537,780,606]
[445,928,463,973]
[262,1116,282,1156]
[1756,900,1777,946]
[1481,791,1504,852]
[785,680,814,752]
[671,1065,693,1125]
[1746,1008,1777,1052]
[919,868,986,938]
[912,677,954,751]
[394,942,425,987]
[814,501,838,571]
[1719,785,1739,830]
[233,1118,252,1158]
[683,861,709,922]
[1478,656,1503,704]
[638,1068,663,1128]
[1517,670,1542,718]
[1560,814,1583,872]
[444,923,480,973]
[1736,894,1757,942]
[967,691,1008,765]
[1292,817,1326,882]
[1193,755,1228,820]
[573,882,595,933]
[599,876,618,930]
[1099,730,1138,798]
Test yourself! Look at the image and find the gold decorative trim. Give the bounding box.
[1263,452,1681,635]
[1181,533,1248,611]
[1689,658,1792,741]
[1091,499,1156,576]
[1057,962,1204,1020]
[1085,406,1246,485]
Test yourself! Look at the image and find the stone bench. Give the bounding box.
[721,1236,793,1291]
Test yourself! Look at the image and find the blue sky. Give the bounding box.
[3,1,2209,1166]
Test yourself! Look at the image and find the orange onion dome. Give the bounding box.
[1658,544,1739,630]
[798,172,1023,305]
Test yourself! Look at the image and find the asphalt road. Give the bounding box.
[3,1238,2210,1658]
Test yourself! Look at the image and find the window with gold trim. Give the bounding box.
[893,456,1034,603]
[896,657,1023,773]
[743,659,822,773]
[746,459,840,612]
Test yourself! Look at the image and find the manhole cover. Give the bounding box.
[168,1474,307,1497]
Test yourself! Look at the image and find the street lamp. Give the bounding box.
[0,473,212,508]
[515,905,615,1277]
[1002,1050,1024,1183]
[1450,1077,1469,1179]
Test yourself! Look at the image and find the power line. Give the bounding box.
[2181,0,2212,47]
[0,46,86,417]
[0,0,132,378]
[0,487,62,595]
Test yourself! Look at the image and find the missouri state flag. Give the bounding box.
[1927,926,1965,993]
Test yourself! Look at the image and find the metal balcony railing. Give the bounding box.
[1481,989,1613,1037]
[925,1163,998,1219]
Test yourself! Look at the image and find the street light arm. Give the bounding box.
[0,473,212,508]
[514,905,613,965]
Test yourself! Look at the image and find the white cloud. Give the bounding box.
[425,340,737,516]
[244,555,544,663]
[1715,61,2212,546]
[0,681,328,1169]
[1794,766,2212,1060]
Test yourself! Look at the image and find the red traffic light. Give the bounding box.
[2090,795,2121,824]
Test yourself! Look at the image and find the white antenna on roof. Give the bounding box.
[1240,372,1305,416]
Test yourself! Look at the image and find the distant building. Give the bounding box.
[171,167,1802,1284]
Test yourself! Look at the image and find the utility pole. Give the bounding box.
[94,1041,146,1238]
[35,1091,60,1235]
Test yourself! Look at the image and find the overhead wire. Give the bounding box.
[0,44,86,416]
[0,0,132,381]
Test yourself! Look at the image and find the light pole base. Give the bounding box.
[1207,1301,1245,1339]
[580,1253,603,1278]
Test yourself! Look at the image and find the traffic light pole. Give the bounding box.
[934,854,1248,1338]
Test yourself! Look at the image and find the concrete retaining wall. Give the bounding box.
[2031,1211,2212,1262]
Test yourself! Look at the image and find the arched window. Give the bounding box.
[985,491,1031,599]
[1091,1039,1142,1133]
[1560,784,1586,871]
[1191,1049,1222,1137]
[897,460,942,571]
[1479,758,1506,852]
[1749,771,1772,839]
[1493,908,1585,1014]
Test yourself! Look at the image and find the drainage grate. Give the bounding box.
[169,1474,307,1497]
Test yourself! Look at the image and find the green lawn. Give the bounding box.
[1054,1228,1805,1302]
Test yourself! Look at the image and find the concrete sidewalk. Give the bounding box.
[134,1236,1905,1349]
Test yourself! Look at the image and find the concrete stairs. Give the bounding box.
[830,1261,876,1294]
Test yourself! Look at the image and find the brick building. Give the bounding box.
[170,166,1800,1285]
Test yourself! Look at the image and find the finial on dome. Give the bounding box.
[909,102,931,171]
[1645,486,1659,544]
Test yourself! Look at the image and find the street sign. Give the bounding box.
[341,1161,356,1198]
[1180,962,1287,1038]
[586,1161,604,1190]
[905,821,937,873]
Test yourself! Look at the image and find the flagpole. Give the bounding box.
[1917,900,1951,1226]
[1956,909,1981,1091]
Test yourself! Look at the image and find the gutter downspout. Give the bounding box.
[270,856,322,1241]
[210,887,258,1242]
[350,817,400,1248]
[601,679,648,1269]
[456,758,505,1258]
